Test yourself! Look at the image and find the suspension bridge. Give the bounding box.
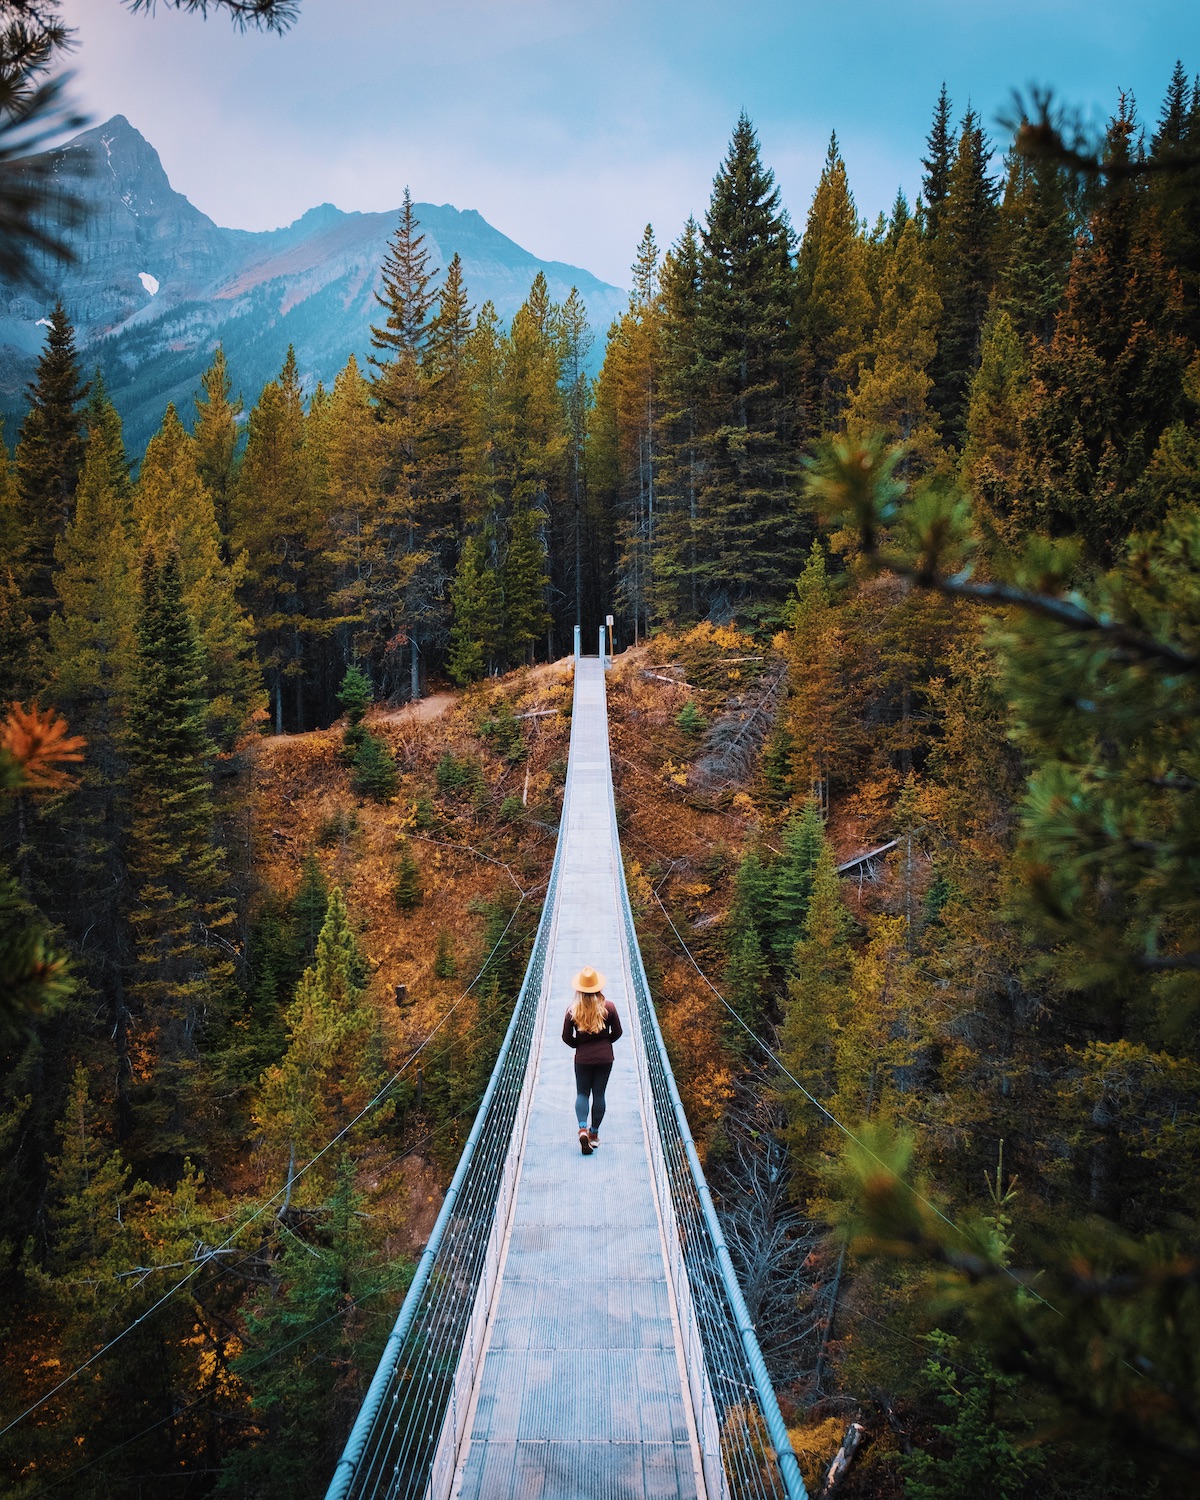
[327,642,808,1500]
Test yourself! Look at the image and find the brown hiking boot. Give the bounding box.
[588,1129,600,1147]
[578,1128,592,1155]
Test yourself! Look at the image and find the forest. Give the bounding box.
[1,52,1199,1499]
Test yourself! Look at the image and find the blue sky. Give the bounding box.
[68,0,1200,287]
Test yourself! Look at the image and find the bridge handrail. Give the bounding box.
[605,735,809,1497]
[325,748,571,1500]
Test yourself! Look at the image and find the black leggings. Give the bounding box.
[574,1061,613,1130]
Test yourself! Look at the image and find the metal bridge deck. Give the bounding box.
[450,657,704,1500]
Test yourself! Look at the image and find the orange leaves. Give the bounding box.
[1,701,86,792]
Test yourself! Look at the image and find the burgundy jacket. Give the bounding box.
[562,1001,623,1065]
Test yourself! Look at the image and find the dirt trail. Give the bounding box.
[375,691,455,725]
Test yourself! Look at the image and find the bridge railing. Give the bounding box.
[607,762,808,1498]
[325,777,569,1500]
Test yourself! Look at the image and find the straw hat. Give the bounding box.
[572,966,606,993]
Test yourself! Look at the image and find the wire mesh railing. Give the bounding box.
[325,783,567,1500]
[607,793,808,1498]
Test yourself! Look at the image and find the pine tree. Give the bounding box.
[12,301,88,647]
[193,346,243,550]
[920,85,954,239]
[254,887,385,1204]
[502,497,551,664]
[796,132,872,436]
[448,531,503,683]
[691,114,800,614]
[961,308,1030,538]
[1015,103,1192,557]
[135,402,261,742]
[370,187,438,385]
[497,273,566,656]
[769,799,825,965]
[928,110,999,442]
[124,549,234,1173]
[1148,61,1200,344]
[47,425,137,978]
[392,841,422,911]
[293,853,329,962]
[234,347,326,732]
[723,845,775,1027]
[845,217,942,464]
[782,543,853,814]
[996,151,1075,345]
[654,219,706,625]
[558,286,594,634]
[351,731,398,801]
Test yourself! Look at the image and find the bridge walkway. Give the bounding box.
[450,654,704,1499]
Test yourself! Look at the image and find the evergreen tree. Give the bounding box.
[124,549,234,1173]
[996,151,1075,345]
[782,542,853,814]
[234,347,326,732]
[217,1158,404,1498]
[351,731,398,801]
[135,402,261,742]
[723,845,775,1031]
[654,218,705,624]
[392,841,422,911]
[1015,104,1192,557]
[47,425,137,981]
[796,133,872,435]
[846,218,942,464]
[769,799,825,965]
[12,301,88,647]
[920,85,954,239]
[558,286,594,634]
[193,346,243,549]
[370,187,438,383]
[293,853,329,962]
[961,308,1030,537]
[1148,61,1200,344]
[691,114,800,614]
[448,531,503,683]
[502,498,551,663]
[254,887,385,1204]
[928,110,999,442]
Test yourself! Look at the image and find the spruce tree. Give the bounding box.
[769,799,826,965]
[1148,61,1200,344]
[845,218,942,464]
[12,301,88,645]
[448,531,503,683]
[124,549,234,1174]
[234,347,327,732]
[1015,104,1192,557]
[928,110,999,442]
[996,152,1075,345]
[392,841,422,911]
[502,498,551,664]
[692,114,800,614]
[654,218,705,624]
[192,346,243,549]
[47,426,137,975]
[961,308,1030,538]
[135,402,261,742]
[920,85,954,239]
[796,133,872,436]
[254,887,385,1203]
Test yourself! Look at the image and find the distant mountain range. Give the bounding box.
[0,115,626,454]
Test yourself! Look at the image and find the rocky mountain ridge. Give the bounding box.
[0,116,625,451]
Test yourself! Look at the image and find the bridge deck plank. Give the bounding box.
[451,658,702,1500]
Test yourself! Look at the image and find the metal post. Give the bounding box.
[573,624,581,661]
[598,624,606,661]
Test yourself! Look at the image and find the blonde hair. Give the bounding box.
[570,989,608,1033]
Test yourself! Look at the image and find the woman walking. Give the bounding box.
[562,966,622,1155]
